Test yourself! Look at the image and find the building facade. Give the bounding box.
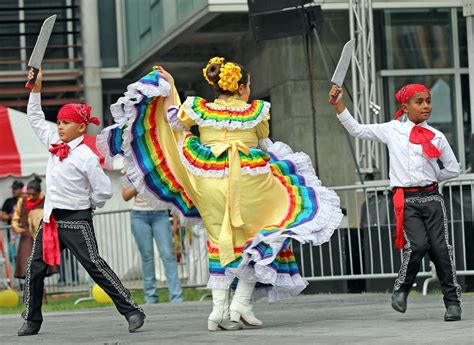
[0,0,472,186]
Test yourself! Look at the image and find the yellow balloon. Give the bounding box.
[0,289,19,308]
[92,284,112,304]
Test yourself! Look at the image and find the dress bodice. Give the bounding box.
[199,126,259,148]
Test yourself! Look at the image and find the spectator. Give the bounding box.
[122,186,183,304]
[2,180,25,267]
[11,176,58,293]
[1,180,24,224]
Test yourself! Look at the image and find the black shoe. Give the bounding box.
[17,321,41,336]
[444,305,462,321]
[391,291,408,313]
[125,311,146,333]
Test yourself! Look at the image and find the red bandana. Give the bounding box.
[394,84,430,120]
[25,196,44,211]
[58,103,100,126]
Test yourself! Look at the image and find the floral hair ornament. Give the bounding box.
[218,62,242,92]
[203,57,225,85]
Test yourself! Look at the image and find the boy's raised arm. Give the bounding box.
[329,85,391,144]
[26,68,58,147]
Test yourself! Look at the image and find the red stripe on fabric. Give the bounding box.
[83,133,105,167]
[0,106,21,177]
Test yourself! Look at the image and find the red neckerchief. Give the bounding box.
[25,196,44,211]
[49,139,84,161]
[409,125,441,159]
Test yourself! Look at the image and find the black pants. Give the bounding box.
[22,209,143,323]
[393,189,462,307]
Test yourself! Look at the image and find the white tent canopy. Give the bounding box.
[1,106,55,177]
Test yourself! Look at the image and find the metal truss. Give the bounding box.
[349,0,381,174]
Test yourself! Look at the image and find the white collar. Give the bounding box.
[403,117,428,129]
[64,135,84,150]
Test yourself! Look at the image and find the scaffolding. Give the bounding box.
[349,0,382,175]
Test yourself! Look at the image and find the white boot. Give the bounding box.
[229,280,263,326]
[208,289,242,331]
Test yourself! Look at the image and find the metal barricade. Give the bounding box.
[43,210,210,296]
[0,225,14,289]
[292,174,474,293]
[3,174,472,296]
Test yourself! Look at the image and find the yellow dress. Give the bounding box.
[98,68,342,301]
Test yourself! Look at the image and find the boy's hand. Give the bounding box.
[27,67,43,93]
[329,85,345,113]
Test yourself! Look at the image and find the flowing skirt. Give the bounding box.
[97,69,343,302]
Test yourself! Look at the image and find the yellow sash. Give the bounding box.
[211,140,250,265]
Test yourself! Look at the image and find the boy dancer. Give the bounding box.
[329,84,462,321]
[18,69,145,336]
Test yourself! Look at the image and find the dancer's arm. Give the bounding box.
[26,68,58,147]
[156,66,177,113]
[256,113,272,151]
[155,66,193,130]
[85,156,113,208]
[329,86,391,144]
[437,136,460,182]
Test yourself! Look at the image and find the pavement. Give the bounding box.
[0,293,472,345]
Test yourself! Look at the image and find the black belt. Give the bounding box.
[52,208,92,221]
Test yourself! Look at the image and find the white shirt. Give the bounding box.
[27,93,112,222]
[337,108,460,188]
[132,196,155,211]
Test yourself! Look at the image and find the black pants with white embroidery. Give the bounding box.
[22,211,142,323]
[393,189,461,307]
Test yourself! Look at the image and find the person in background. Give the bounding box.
[11,176,57,301]
[122,186,183,304]
[2,180,25,268]
[1,180,24,225]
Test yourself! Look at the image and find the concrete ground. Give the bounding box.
[0,294,472,345]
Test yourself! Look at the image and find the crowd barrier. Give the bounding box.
[1,174,472,297]
[291,174,473,295]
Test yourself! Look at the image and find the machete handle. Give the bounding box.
[328,87,341,105]
[25,67,39,90]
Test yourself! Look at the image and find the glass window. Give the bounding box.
[461,74,471,169]
[383,9,452,69]
[24,1,73,70]
[384,75,458,155]
[458,9,468,68]
[0,8,20,71]
[177,0,195,19]
[98,0,118,67]
[151,0,164,40]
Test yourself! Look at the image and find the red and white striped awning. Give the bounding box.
[0,105,107,177]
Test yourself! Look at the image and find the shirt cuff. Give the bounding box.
[28,92,41,104]
[336,108,352,122]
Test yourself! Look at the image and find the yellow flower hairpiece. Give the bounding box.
[218,63,242,92]
[203,57,225,85]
